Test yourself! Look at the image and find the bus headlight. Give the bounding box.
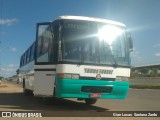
[116,76,129,81]
[58,73,79,79]
[71,74,79,79]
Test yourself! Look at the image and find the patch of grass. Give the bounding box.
[0,84,8,88]
[130,84,160,89]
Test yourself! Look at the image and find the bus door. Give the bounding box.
[34,22,56,96]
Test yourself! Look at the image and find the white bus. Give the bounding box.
[18,16,133,104]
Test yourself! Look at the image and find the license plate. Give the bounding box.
[90,93,102,98]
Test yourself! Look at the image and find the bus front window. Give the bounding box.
[60,20,130,66]
[61,20,99,63]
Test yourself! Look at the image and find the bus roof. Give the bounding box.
[57,15,126,27]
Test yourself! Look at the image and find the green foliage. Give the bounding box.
[139,68,149,74]
[131,67,160,77]
[0,76,4,80]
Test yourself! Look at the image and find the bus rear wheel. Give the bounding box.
[85,98,97,105]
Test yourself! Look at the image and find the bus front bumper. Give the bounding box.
[55,79,130,99]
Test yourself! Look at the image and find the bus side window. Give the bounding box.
[30,43,35,61]
[26,49,31,63]
[36,23,51,63]
[23,53,27,65]
[22,54,24,65]
[20,56,23,67]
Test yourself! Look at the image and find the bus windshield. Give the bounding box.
[60,20,130,66]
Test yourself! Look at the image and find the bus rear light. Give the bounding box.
[58,73,79,79]
[116,76,129,81]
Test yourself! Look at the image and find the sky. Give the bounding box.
[0,0,160,77]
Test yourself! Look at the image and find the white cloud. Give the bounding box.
[131,49,142,59]
[1,67,15,72]
[10,47,17,52]
[154,43,160,48]
[8,64,16,68]
[0,47,17,53]
[0,18,18,26]
[0,64,19,77]
[0,64,18,72]
[155,53,160,57]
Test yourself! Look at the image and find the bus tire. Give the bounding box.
[23,89,29,95]
[23,78,27,95]
[85,98,97,105]
[23,89,33,96]
[23,78,33,96]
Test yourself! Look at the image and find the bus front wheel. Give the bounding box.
[23,89,33,96]
[85,98,97,105]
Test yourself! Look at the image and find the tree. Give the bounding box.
[139,68,149,74]
[0,76,4,80]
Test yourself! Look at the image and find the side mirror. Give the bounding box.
[126,32,133,52]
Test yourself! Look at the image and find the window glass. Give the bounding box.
[36,22,59,64]
[23,53,26,65]
[30,43,35,61]
[20,56,23,66]
[37,36,43,57]
[26,49,31,63]
[60,20,129,66]
[22,55,24,65]
[36,24,52,63]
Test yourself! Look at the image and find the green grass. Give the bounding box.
[130,84,160,89]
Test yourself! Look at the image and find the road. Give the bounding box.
[130,78,160,84]
[0,81,160,119]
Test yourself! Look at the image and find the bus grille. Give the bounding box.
[84,68,113,74]
[81,86,112,93]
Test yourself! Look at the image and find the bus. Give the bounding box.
[18,15,133,105]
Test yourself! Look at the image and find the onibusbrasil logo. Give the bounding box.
[2,112,42,117]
